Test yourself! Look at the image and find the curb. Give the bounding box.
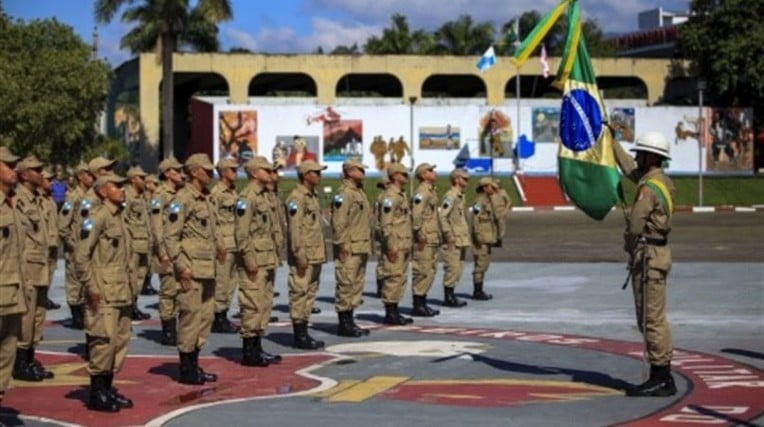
[511,205,764,213]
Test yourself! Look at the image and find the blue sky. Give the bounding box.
[4,0,690,66]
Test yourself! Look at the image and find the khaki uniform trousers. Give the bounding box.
[334,254,367,312]
[214,252,238,313]
[176,279,215,353]
[0,314,21,397]
[85,305,132,375]
[472,244,492,284]
[632,267,673,366]
[288,264,322,323]
[158,272,179,321]
[64,255,84,306]
[238,268,275,338]
[442,246,467,288]
[131,253,149,297]
[18,285,48,349]
[411,245,438,297]
[380,250,410,304]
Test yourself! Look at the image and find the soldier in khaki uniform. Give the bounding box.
[470,178,500,301]
[410,163,441,317]
[0,146,28,406]
[286,160,327,349]
[378,163,414,325]
[235,156,281,366]
[40,169,61,310]
[439,168,470,308]
[331,159,372,337]
[164,154,218,385]
[613,132,677,397]
[491,179,511,246]
[13,156,54,382]
[152,157,184,346]
[210,157,240,334]
[58,162,93,329]
[267,165,285,310]
[124,166,152,321]
[141,174,159,296]
[74,173,134,412]
[373,175,390,298]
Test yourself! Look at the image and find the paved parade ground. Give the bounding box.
[2,211,762,427]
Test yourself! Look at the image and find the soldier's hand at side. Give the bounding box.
[297,260,307,278]
[387,248,398,263]
[246,266,258,282]
[86,290,101,312]
[416,233,426,252]
[160,256,170,272]
[448,241,455,252]
[217,249,227,263]
[179,268,193,291]
[338,247,349,263]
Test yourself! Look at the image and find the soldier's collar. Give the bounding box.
[252,181,266,193]
[105,199,121,214]
[297,183,316,196]
[186,183,208,200]
[639,168,663,184]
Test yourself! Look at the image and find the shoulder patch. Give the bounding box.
[61,201,72,214]
[472,203,481,213]
[383,198,393,213]
[442,196,452,209]
[288,200,298,216]
[80,218,93,239]
[413,193,423,204]
[333,193,343,208]
[236,199,248,217]
[151,198,161,213]
[80,199,92,216]
[168,200,181,222]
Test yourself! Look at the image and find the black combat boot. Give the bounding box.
[411,295,439,317]
[28,348,54,379]
[178,352,205,385]
[337,311,367,337]
[105,373,133,409]
[160,319,177,346]
[131,305,151,321]
[442,287,467,308]
[255,335,282,363]
[88,375,119,412]
[383,304,414,326]
[241,337,270,367]
[211,311,239,334]
[311,307,322,314]
[140,277,158,295]
[472,282,493,301]
[45,298,60,310]
[193,348,217,382]
[376,279,384,298]
[349,310,370,336]
[626,364,677,397]
[292,322,324,350]
[12,348,43,382]
[269,315,279,323]
[69,304,84,329]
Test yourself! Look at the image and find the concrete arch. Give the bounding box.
[422,74,487,98]
[249,72,317,97]
[335,73,402,97]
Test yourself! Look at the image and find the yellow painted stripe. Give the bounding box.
[313,380,361,398]
[324,376,409,403]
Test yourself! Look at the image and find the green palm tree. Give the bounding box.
[364,14,433,54]
[95,0,232,159]
[433,14,495,56]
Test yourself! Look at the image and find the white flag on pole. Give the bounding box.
[540,43,550,78]
[476,46,497,73]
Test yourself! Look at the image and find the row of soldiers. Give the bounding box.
[0,145,510,413]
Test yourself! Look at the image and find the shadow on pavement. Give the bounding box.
[147,362,179,381]
[0,408,24,426]
[137,329,165,345]
[721,348,764,361]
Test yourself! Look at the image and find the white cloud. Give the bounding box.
[225,27,261,51]
[296,17,380,51]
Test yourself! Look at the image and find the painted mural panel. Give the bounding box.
[272,135,320,170]
[218,110,257,164]
[418,126,461,150]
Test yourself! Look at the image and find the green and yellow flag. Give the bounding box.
[513,0,622,220]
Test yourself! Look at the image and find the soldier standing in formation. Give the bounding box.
[439,168,470,308]
[40,169,61,310]
[164,154,218,385]
[13,156,54,382]
[286,160,327,349]
[124,166,152,321]
[141,174,160,296]
[613,132,677,397]
[210,158,241,334]
[58,162,93,329]
[0,147,27,408]
[152,157,184,346]
[75,173,134,412]
[410,163,441,317]
[373,175,389,298]
[378,163,414,325]
[331,159,372,337]
[471,178,500,301]
[491,179,511,247]
[267,164,285,310]
[235,156,281,366]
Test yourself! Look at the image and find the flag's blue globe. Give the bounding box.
[559,88,602,152]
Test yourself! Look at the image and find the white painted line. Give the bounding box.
[692,207,716,213]
[512,207,535,212]
[553,206,576,211]
[734,207,756,212]
[512,174,527,203]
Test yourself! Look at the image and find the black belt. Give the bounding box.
[645,237,667,246]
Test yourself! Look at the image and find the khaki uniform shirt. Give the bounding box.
[471,192,499,246]
[439,187,470,247]
[15,185,49,286]
[164,185,217,280]
[0,190,28,316]
[210,181,237,254]
[235,181,278,272]
[379,184,412,252]
[286,183,326,266]
[58,185,86,252]
[124,186,150,255]
[74,202,133,307]
[490,189,511,239]
[331,179,372,255]
[151,182,178,267]
[411,181,441,246]
[40,191,58,257]
[267,187,286,263]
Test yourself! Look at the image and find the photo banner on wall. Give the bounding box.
[218,109,257,165]
[272,135,320,170]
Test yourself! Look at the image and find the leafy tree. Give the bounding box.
[433,14,495,55]
[364,14,434,54]
[0,13,110,165]
[678,0,764,125]
[330,43,361,54]
[499,11,614,57]
[95,0,232,159]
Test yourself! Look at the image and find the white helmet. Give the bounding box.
[631,131,671,160]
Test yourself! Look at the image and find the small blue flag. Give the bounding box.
[476,46,496,73]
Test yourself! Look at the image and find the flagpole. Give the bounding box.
[515,43,522,174]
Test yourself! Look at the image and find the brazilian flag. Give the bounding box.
[514,0,623,220]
